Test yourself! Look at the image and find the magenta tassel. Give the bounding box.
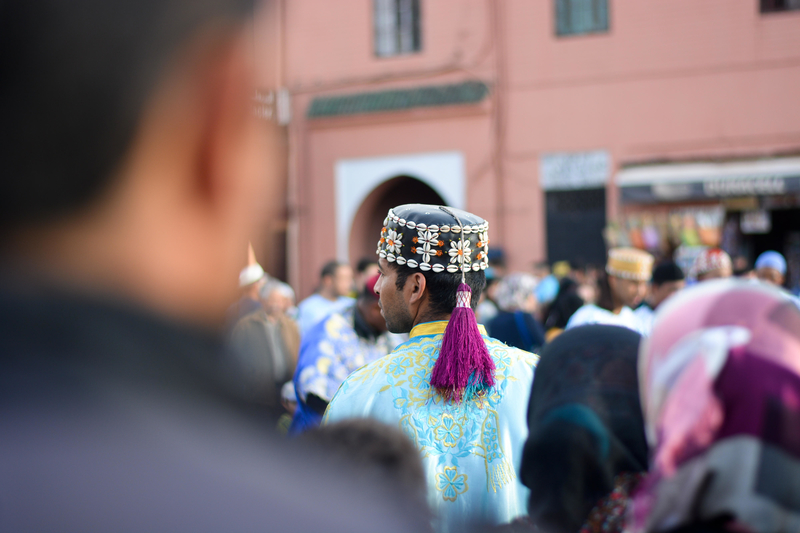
[430,283,496,402]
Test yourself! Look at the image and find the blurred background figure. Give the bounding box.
[300,419,430,522]
[732,255,754,278]
[230,262,268,322]
[487,273,545,352]
[262,279,299,320]
[630,280,800,533]
[488,248,509,278]
[551,260,572,281]
[476,266,501,324]
[520,325,647,533]
[690,247,733,282]
[754,250,786,288]
[542,277,585,342]
[226,279,301,417]
[567,248,653,335]
[291,274,399,432]
[634,261,686,336]
[296,260,354,335]
[532,261,552,281]
[535,270,561,318]
[354,256,380,295]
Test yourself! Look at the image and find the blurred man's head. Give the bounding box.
[755,251,787,287]
[649,261,685,309]
[357,274,387,333]
[0,0,272,326]
[300,419,428,514]
[240,263,266,300]
[318,261,354,300]
[604,248,653,310]
[692,248,733,282]
[355,257,380,293]
[260,280,295,317]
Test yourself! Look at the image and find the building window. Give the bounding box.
[374,0,421,57]
[761,0,800,13]
[555,0,609,37]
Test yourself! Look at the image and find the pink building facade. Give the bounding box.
[261,0,800,297]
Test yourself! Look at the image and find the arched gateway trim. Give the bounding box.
[335,151,466,263]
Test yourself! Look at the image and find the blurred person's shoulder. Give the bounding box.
[0,281,426,532]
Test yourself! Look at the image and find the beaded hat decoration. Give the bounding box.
[606,247,654,282]
[376,204,495,403]
[376,204,489,274]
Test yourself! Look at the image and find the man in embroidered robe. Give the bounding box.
[324,204,538,532]
[291,274,401,432]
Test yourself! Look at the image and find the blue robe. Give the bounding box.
[291,306,398,432]
[324,321,539,532]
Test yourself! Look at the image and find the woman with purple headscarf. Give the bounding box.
[630,279,800,533]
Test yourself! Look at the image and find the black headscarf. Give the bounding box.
[520,325,647,533]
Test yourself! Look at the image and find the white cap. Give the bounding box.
[239,263,265,287]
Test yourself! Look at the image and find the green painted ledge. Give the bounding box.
[307,80,490,118]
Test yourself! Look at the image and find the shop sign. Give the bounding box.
[621,175,800,204]
[740,209,772,235]
[703,176,786,197]
[540,150,610,190]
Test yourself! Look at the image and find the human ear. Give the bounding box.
[407,272,427,308]
[191,28,270,259]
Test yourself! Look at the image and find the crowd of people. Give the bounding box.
[3,0,800,531]
[222,200,799,532]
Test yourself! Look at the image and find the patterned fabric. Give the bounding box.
[630,279,800,533]
[291,306,399,432]
[324,321,538,533]
[689,247,732,279]
[606,248,654,281]
[578,472,643,533]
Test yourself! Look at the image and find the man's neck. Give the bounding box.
[411,311,451,330]
[317,288,339,302]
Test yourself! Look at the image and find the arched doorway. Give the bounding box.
[349,176,445,265]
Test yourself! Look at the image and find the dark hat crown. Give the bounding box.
[376,204,489,274]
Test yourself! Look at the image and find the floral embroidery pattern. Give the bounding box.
[434,414,464,448]
[448,240,472,264]
[436,467,468,502]
[327,329,539,518]
[385,229,402,254]
[409,368,431,391]
[386,356,413,376]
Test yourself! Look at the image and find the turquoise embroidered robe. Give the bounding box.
[324,320,539,532]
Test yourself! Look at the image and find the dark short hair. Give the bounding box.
[0,0,252,230]
[356,257,377,274]
[300,419,428,512]
[651,261,685,286]
[320,260,345,280]
[390,262,485,313]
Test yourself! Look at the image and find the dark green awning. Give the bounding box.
[307,80,490,118]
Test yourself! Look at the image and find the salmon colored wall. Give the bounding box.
[274,0,800,297]
[293,108,495,298]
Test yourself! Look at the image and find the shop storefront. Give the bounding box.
[609,157,800,289]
